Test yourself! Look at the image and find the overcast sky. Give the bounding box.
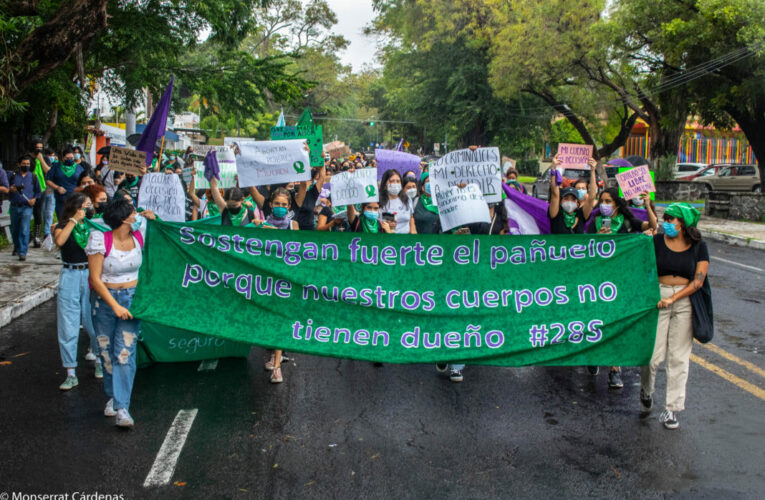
[327,0,380,71]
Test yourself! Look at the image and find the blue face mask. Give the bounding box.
[272,206,288,218]
[73,153,81,160]
[49,156,56,164]
[131,214,145,232]
[363,210,379,221]
[663,221,679,238]
[576,189,587,200]
[424,183,431,195]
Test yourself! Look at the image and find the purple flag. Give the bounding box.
[204,149,220,182]
[136,76,174,166]
[375,149,421,181]
[502,183,551,235]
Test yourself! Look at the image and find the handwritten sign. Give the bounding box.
[330,168,379,206]
[616,165,655,200]
[192,148,238,189]
[235,139,311,187]
[557,143,593,170]
[190,145,231,157]
[271,124,324,167]
[435,183,491,232]
[375,149,421,180]
[429,147,502,203]
[110,147,147,176]
[138,173,186,222]
[502,156,517,172]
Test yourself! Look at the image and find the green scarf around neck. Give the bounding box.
[562,210,577,228]
[228,207,248,227]
[420,194,438,214]
[60,162,77,178]
[595,212,624,233]
[71,222,92,250]
[361,214,379,233]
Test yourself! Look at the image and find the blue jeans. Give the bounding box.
[42,193,55,238]
[57,268,96,368]
[450,364,465,371]
[93,287,140,411]
[10,205,33,256]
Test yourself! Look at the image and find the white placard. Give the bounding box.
[429,147,502,203]
[330,168,379,206]
[435,183,491,232]
[192,146,238,189]
[235,139,311,187]
[138,173,186,222]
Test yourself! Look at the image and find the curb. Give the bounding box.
[0,280,58,329]
[699,229,765,252]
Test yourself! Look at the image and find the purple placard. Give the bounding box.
[375,149,421,180]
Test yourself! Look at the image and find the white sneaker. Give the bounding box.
[85,349,97,361]
[116,408,134,428]
[104,398,117,417]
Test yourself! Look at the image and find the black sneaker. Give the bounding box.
[449,370,463,383]
[640,388,653,413]
[281,353,290,362]
[608,369,623,389]
[436,363,448,373]
[33,237,41,248]
[12,248,17,256]
[659,409,679,429]
[587,366,599,376]
[19,255,26,261]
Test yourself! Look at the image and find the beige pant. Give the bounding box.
[640,284,693,412]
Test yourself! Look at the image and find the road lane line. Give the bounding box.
[691,355,765,403]
[710,256,765,273]
[697,342,765,380]
[197,359,219,371]
[143,409,199,488]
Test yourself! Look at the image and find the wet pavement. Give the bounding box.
[0,240,763,499]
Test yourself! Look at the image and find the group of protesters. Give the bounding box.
[1,138,709,432]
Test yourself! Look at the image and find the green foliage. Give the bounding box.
[655,155,677,182]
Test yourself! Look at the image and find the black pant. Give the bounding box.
[32,195,43,239]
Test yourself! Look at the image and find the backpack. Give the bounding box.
[104,230,144,258]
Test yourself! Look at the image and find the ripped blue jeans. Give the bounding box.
[92,287,140,411]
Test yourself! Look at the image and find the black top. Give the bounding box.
[654,234,709,281]
[221,208,255,226]
[586,209,643,234]
[466,211,505,235]
[413,199,441,234]
[56,223,88,264]
[293,184,320,230]
[549,208,587,234]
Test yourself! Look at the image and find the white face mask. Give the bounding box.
[632,197,645,206]
[561,200,578,214]
[405,188,417,200]
[388,183,402,196]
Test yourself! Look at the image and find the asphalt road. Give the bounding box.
[0,240,763,499]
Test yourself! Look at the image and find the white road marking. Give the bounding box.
[711,256,764,273]
[143,409,199,488]
[197,359,219,371]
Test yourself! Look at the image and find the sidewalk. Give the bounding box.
[655,206,765,251]
[0,245,61,329]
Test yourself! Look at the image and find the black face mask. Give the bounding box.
[20,164,30,173]
[94,203,105,215]
[228,205,242,215]
[85,207,95,219]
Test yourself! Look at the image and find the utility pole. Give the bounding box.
[444,131,448,154]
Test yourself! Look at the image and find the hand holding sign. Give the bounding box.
[236,139,311,187]
[435,183,491,232]
[615,165,655,200]
[331,168,379,206]
[557,143,594,170]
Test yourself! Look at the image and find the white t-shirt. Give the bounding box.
[86,231,143,284]
[382,197,415,234]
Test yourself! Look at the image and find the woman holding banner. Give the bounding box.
[641,203,709,430]
[87,198,156,428]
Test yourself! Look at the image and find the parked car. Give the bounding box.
[678,163,727,181]
[691,164,761,192]
[532,167,604,201]
[674,162,707,179]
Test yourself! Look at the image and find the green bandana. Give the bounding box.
[228,207,248,227]
[595,213,624,233]
[563,211,577,228]
[60,162,77,178]
[207,202,220,217]
[665,203,700,228]
[420,194,438,214]
[361,214,379,233]
[71,222,92,250]
[125,176,139,188]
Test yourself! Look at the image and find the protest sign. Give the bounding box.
[330,168,379,206]
[138,173,186,222]
[224,137,255,147]
[502,157,517,172]
[324,141,350,160]
[429,147,502,203]
[235,139,311,187]
[435,183,491,232]
[193,147,238,189]
[190,145,230,157]
[110,146,148,176]
[557,143,594,170]
[271,124,324,167]
[616,166,656,200]
[132,221,660,367]
[375,149,421,180]
[181,166,194,184]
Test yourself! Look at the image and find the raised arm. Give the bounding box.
[581,157,599,220]
[639,192,658,231]
[548,154,562,218]
[247,186,266,209]
[209,177,227,213]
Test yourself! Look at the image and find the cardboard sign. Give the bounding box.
[435,183,491,232]
[270,124,324,167]
[557,143,593,170]
[138,173,186,222]
[110,147,148,176]
[429,147,502,203]
[616,165,655,200]
[330,168,379,206]
[375,149,421,180]
[235,139,311,187]
[502,156,517,172]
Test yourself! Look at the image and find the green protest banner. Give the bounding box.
[140,322,251,363]
[270,109,324,167]
[130,221,660,366]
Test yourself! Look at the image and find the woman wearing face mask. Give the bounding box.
[209,177,258,227]
[54,193,102,390]
[87,198,156,428]
[347,201,393,233]
[587,187,657,235]
[73,146,91,172]
[640,204,708,430]
[380,170,416,234]
[505,168,527,194]
[46,147,85,219]
[413,172,441,234]
[81,184,108,219]
[548,156,598,234]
